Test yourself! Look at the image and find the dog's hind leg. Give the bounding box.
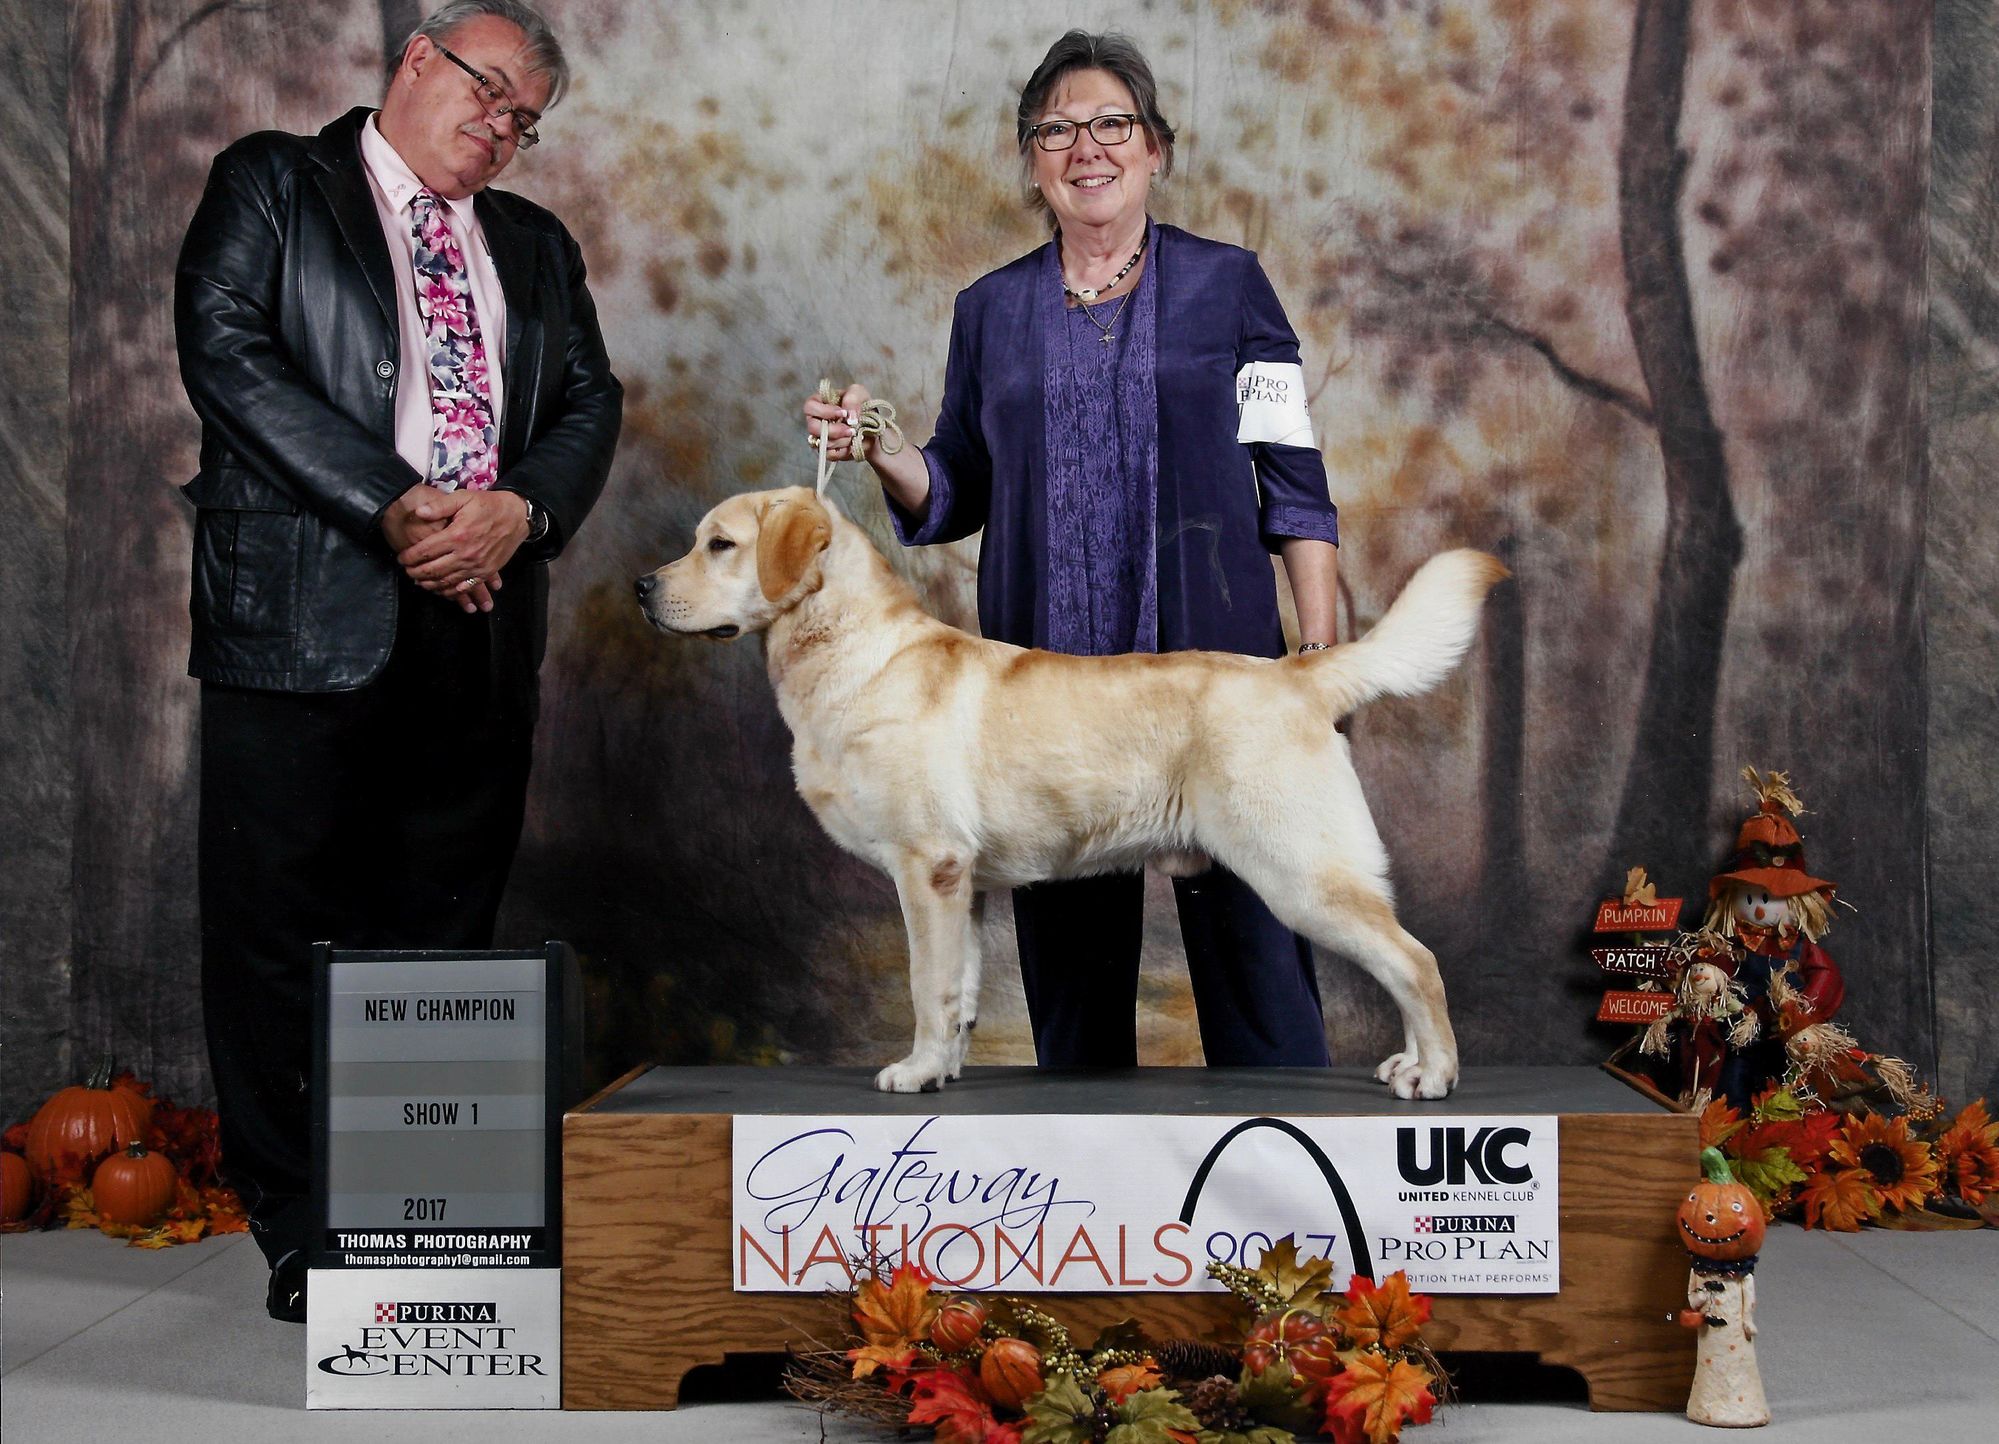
[876,849,977,1093]
[1234,857,1459,1100]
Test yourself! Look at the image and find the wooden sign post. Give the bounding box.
[1591,870,1688,1109]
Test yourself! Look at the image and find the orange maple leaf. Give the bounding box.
[1799,1165,1878,1231]
[1097,1359,1164,1403]
[1323,1349,1436,1444]
[907,1365,1006,1444]
[1699,1097,1745,1150]
[1335,1271,1432,1352]
[131,1217,208,1250]
[1745,1108,1840,1170]
[852,1264,939,1351]
[848,1342,920,1381]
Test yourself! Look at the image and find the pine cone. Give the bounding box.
[1183,1374,1255,1432]
[1155,1338,1242,1383]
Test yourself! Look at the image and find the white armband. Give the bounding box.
[1235,361,1315,448]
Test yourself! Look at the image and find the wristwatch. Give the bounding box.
[518,493,550,544]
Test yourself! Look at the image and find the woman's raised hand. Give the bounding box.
[803,383,875,463]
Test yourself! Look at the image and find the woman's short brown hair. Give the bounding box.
[1016,31,1177,225]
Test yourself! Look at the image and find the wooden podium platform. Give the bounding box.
[562,1065,1697,1411]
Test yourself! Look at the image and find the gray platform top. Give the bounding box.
[578,1064,1676,1118]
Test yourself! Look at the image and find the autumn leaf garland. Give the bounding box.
[792,1239,1445,1444]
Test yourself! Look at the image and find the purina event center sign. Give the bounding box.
[732,1115,1559,1296]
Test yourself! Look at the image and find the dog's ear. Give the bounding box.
[756,494,832,602]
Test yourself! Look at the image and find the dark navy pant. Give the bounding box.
[1011,867,1331,1066]
[199,579,536,1266]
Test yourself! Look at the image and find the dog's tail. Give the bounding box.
[1307,549,1509,719]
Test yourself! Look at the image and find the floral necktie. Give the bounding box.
[410,188,497,491]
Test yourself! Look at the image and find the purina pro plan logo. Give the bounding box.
[307,1268,559,1408]
[1376,1126,1554,1287]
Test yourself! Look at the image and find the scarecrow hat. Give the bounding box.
[1709,767,1835,900]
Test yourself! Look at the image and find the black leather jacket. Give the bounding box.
[174,107,622,691]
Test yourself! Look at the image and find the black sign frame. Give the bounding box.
[310,942,575,1270]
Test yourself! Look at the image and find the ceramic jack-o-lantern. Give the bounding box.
[1677,1147,1770,1428]
[1678,1147,1766,1262]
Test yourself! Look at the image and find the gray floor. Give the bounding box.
[3,1223,1995,1441]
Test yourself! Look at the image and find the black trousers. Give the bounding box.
[1011,867,1332,1067]
[198,582,536,1266]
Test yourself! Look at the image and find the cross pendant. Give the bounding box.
[1100,331,1116,345]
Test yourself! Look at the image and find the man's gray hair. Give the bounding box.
[394,1,571,108]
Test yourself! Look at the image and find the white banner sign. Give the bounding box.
[307,1266,560,1409]
[732,1114,1558,1296]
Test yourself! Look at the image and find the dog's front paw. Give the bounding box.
[1379,1053,1457,1101]
[1374,1050,1418,1086]
[874,1054,947,1093]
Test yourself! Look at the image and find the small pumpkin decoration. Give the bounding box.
[979,1336,1043,1410]
[1677,1146,1765,1261]
[931,1297,987,1352]
[1,1151,36,1222]
[1244,1306,1331,1374]
[25,1059,153,1182]
[91,1142,180,1227]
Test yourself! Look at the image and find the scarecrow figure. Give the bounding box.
[1677,1147,1770,1427]
[1682,768,1846,1111]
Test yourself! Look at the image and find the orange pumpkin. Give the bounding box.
[25,1060,153,1182]
[1,1152,35,1222]
[91,1142,180,1227]
[932,1298,987,1352]
[1678,1147,1765,1261]
[979,1337,1043,1410]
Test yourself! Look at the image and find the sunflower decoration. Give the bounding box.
[788,1238,1447,1444]
[1705,1082,1999,1232]
[1934,1102,1999,1209]
[1828,1112,1939,1215]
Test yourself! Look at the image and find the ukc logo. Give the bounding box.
[1395,1127,1533,1186]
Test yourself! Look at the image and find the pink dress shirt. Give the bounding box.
[358,115,507,479]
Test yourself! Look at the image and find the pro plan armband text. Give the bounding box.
[1235,361,1316,448]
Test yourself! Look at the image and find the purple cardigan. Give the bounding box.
[889,222,1338,657]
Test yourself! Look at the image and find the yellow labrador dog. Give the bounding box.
[637,487,1505,1098]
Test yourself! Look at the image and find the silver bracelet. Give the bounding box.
[1298,642,1332,653]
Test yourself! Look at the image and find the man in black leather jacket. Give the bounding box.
[173,0,620,1320]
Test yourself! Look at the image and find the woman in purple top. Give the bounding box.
[805,31,1341,1068]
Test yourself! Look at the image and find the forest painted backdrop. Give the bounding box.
[9,0,1970,1120]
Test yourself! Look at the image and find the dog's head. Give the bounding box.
[635,486,833,640]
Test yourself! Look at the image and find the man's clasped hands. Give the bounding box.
[380,483,532,613]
